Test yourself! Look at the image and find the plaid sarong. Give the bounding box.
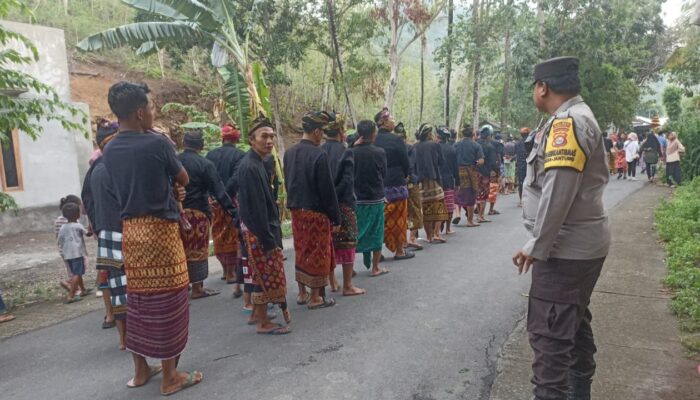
[108,267,128,319]
[97,230,123,270]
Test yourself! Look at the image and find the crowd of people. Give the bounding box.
[34,80,537,395]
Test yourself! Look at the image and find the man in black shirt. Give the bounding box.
[476,126,500,222]
[437,127,459,234]
[284,111,341,310]
[178,131,237,300]
[237,116,290,334]
[102,81,202,395]
[351,120,390,276]
[206,124,246,285]
[373,108,414,260]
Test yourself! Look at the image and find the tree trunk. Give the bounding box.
[321,55,331,110]
[445,0,454,126]
[453,65,473,130]
[269,84,286,156]
[420,33,426,122]
[327,0,358,127]
[500,0,513,130]
[384,0,401,110]
[471,0,481,132]
[537,0,545,52]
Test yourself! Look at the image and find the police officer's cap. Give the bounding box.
[533,56,579,82]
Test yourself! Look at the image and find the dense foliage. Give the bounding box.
[655,177,700,351]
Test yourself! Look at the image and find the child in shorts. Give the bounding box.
[57,203,88,303]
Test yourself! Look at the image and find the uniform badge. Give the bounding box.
[544,117,587,172]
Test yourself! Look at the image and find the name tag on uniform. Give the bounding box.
[544,118,587,172]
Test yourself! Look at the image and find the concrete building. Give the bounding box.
[0,20,92,236]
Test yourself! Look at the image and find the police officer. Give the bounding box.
[512,57,610,400]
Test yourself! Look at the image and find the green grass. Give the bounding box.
[655,176,700,352]
[281,220,293,239]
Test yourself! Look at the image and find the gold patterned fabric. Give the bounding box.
[122,216,189,295]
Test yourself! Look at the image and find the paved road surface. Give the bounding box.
[0,178,644,400]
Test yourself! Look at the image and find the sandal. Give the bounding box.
[257,324,291,335]
[102,317,116,329]
[191,289,221,300]
[232,290,243,299]
[308,297,336,310]
[127,365,163,388]
[394,251,415,260]
[160,371,203,396]
[296,293,311,305]
[64,295,82,304]
[247,312,278,325]
[370,268,390,278]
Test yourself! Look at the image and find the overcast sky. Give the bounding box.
[662,0,688,26]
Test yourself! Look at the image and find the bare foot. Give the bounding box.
[160,370,203,396]
[343,286,366,296]
[0,314,15,323]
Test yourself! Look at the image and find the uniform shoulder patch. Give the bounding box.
[544,117,587,172]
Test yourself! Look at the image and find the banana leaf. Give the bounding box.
[252,60,272,118]
[120,0,222,27]
[76,21,207,52]
[218,63,251,142]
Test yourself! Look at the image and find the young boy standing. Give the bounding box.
[57,203,88,303]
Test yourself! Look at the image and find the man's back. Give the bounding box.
[206,144,245,183]
[374,130,409,187]
[352,143,387,202]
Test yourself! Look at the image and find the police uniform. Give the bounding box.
[522,57,610,400]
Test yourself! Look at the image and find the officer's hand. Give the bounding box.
[512,250,535,275]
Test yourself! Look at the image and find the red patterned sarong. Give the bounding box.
[209,197,239,255]
[291,209,333,288]
[477,175,491,203]
[241,225,287,305]
[180,209,210,283]
[384,199,408,253]
[488,177,499,203]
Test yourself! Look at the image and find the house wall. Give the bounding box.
[0,21,93,236]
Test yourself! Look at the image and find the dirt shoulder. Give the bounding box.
[489,183,700,400]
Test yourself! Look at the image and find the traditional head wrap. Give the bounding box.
[324,112,345,137]
[248,112,274,138]
[651,116,660,128]
[183,130,205,149]
[519,127,531,137]
[480,125,494,139]
[437,126,450,140]
[221,123,241,141]
[302,110,335,133]
[416,123,434,142]
[494,133,503,141]
[96,118,118,147]
[394,122,407,138]
[374,107,393,127]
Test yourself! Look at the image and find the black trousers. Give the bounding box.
[528,257,605,400]
[626,160,637,177]
[666,161,681,185]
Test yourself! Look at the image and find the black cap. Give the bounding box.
[533,56,579,82]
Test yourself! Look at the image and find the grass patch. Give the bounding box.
[655,176,700,352]
[281,220,293,239]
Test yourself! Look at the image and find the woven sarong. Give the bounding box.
[97,230,123,270]
[444,189,455,214]
[607,152,616,172]
[384,199,408,253]
[477,175,491,203]
[356,202,384,254]
[489,176,499,203]
[126,287,189,360]
[292,209,333,288]
[180,209,210,284]
[334,204,357,265]
[505,162,515,182]
[241,224,287,305]
[122,216,189,295]
[421,180,449,222]
[407,183,423,230]
[107,266,127,320]
[421,179,445,202]
[209,197,239,263]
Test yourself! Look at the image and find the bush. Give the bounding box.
[666,109,700,181]
[655,177,700,347]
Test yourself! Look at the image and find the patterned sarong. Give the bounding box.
[333,204,357,265]
[504,162,515,182]
[356,201,384,269]
[489,176,499,203]
[209,197,239,267]
[180,209,211,284]
[421,180,449,222]
[291,209,333,288]
[477,175,491,203]
[126,287,189,360]
[384,199,408,253]
[241,224,287,305]
[107,266,127,320]
[97,230,123,270]
[407,183,423,230]
[444,189,456,214]
[122,216,189,294]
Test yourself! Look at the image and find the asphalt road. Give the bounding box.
[0,178,644,400]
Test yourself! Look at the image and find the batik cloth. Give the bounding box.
[477,175,491,203]
[122,216,189,295]
[384,199,408,253]
[96,230,123,270]
[455,165,478,207]
[407,183,423,230]
[179,209,211,284]
[607,152,616,172]
[291,209,333,288]
[209,197,239,260]
[126,287,189,360]
[107,266,127,320]
[504,161,515,183]
[421,180,449,222]
[443,189,456,214]
[333,204,357,265]
[241,223,287,305]
[489,176,499,203]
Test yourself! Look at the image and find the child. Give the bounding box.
[55,195,94,297]
[57,203,88,303]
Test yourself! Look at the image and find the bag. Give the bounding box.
[643,149,658,164]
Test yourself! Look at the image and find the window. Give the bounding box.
[0,129,23,191]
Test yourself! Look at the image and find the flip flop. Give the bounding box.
[247,312,278,325]
[431,238,447,244]
[226,279,237,285]
[257,324,291,335]
[296,293,311,305]
[394,251,415,260]
[478,219,492,223]
[191,289,221,300]
[466,223,480,228]
[64,295,82,304]
[342,288,366,297]
[160,371,203,396]
[452,217,461,224]
[127,365,163,388]
[370,268,390,278]
[308,297,336,310]
[488,210,501,215]
[242,306,253,314]
[232,290,243,299]
[102,318,116,329]
[405,243,423,251]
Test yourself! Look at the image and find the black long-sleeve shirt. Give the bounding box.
[414,140,444,183]
[320,139,346,180]
[477,139,500,176]
[81,157,122,233]
[322,140,355,206]
[455,138,485,166]
[283,139,341,225]
[407,144,419,184]
[206,143,246,197]
[178,149,236,217]
[374,129,410,187]
[439,141,459,189]
[238,150,282,251]
[351,143,387,202]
